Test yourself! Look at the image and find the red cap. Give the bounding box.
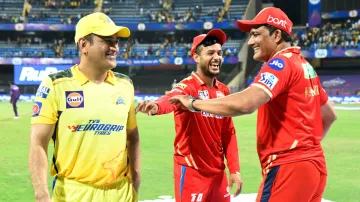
[236,7,293,35]
[190,29,227,56]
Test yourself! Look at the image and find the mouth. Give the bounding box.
[253,47,260,53]
[105,51,118,59]
[209,62,220,70]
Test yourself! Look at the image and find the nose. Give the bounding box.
[247,36,255,47]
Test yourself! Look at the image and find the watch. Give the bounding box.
[189,97,200,112]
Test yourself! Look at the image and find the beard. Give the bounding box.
[199,60,220,78]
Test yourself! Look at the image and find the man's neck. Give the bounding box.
[268,43,291,59]
[78,61,108,84]
[195,71,215,88]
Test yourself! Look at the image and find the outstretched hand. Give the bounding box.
[135,101,159,116]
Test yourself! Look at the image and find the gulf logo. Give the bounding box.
[65,91,84,108]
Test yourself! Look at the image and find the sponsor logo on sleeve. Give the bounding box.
[173,83,187,89]
[36,86,50,99]
[32,101,42,117]
[258,72,279,90]
[268,58,285,70]
[65,91,84,108]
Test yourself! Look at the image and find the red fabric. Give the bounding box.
[256,161,327,202]
[155,72,240,175]
[190,29,227,56]
[237,7,293,35]
[174,162,230,202]
[251,47,328,176]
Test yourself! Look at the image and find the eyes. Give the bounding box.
[206,51,223,56]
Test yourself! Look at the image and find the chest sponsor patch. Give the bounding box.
[198,90,209,100]
[268,58,285,70]
[216,91,225,98]
[66,91,84,108]
[258,72,279,90]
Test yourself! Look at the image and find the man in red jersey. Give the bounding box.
[136,29,243,202]
[169,7,337,202]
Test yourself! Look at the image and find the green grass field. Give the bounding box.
[0,102,359,202]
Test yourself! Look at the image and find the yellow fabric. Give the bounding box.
[74,12,130,44]
[52,177,137,202]
[31,65,137,186]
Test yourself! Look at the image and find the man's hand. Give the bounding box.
[228,172,243,197]
[168,95,192,110]
[33,185,51,202]
[135,101,159,116]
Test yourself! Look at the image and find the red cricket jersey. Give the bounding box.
[155,72,240,176]
[251,47,328,175]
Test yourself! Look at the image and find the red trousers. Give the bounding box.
[174,162,230,202]
[256,161,327,202]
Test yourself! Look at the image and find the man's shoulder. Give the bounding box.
[113,72,133,85]
[173,76,196,89]
[48,68,73,82]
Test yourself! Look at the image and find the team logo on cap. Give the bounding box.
[66,91,84,108]
[32,101,42,117]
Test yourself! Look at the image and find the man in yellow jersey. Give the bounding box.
[28,12,140,202]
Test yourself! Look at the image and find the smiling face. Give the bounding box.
[248,25,281,62]
[79,33,120,70]
[193,42,223,78]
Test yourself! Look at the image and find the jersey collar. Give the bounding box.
[191,72,219,88]
[272,46,301,58]
[72,65,116,86]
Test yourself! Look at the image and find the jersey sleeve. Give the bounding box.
[155,82,192,115]
[251,56,292,99]
[127,88,137,130]
[317,77,329,105]
[31,76,58,124]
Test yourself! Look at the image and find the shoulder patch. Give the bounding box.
[267,57,285,71]
[173,83,187,89]
[113,72,133,85]
[48,69,72,81]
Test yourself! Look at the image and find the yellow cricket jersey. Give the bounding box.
[31,65,137,186]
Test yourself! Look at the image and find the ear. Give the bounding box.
[193,53,200,63]
[78,38,89,53]
[274,30,282,43]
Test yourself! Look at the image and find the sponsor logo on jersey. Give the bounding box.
[173,83,187,89]
[268,58,285,70]
[201,111,223,119]
[36,86,50,99]
[32,101,42,117]
[68,119,124,135]
[258,72,279,90]
[305,85,320,97]
[66,91,84,108]
[216,91,225,98]
[198,90,209,100]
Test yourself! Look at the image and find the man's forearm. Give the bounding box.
[127,129,141,182]
[322,118,335,140]
[29,145,50,200]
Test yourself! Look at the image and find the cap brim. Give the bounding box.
[93,25,131,38]
[236,20,261,33]
[205,29,227,45]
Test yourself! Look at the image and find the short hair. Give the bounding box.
[77,34,94,56]
[195,36,222,55]
[262,24,292,42]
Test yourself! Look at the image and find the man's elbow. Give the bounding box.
[231,104,256,115]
